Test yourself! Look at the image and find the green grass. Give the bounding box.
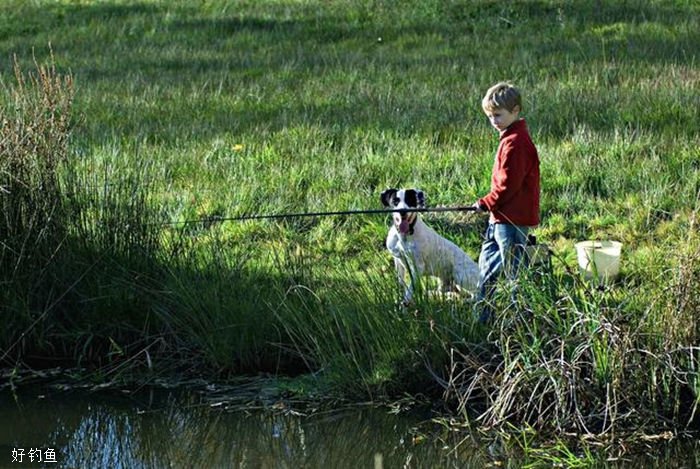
[1,0,700,453]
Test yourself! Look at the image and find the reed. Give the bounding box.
[0,57,73,358]
[272,261,482,398]
[440,219,700,444]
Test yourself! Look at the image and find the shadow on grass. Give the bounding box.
[3,214,448,386]
[1,234,303,376]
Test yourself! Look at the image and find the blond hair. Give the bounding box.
[482,82,522,113]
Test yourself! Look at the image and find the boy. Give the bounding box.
[472,82,540,322]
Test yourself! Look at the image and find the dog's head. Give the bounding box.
[381,188,425,235]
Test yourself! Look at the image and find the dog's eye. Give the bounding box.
[391,197,400,206]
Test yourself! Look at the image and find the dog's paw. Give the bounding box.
[427,289,462,302]
[396,299,416,315]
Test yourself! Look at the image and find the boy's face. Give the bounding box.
[484,106,520,133]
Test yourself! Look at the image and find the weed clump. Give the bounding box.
[0,57,73,358]
[439,237,700,445]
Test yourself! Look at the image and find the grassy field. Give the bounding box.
[2,0,700,452]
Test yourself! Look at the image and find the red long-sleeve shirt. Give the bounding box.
[478,119,540,226]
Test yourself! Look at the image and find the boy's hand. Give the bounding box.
[472,202,486,213]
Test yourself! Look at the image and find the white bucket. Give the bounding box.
[575,240,622,282]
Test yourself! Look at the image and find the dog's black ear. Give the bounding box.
[380,189,397,207]
[416,189,426,208]
[404,189,425,208]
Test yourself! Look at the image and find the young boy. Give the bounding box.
[472,82,540,322]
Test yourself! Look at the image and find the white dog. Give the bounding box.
[381,188,480,305]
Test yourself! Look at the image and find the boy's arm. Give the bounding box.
[477,140,529,212]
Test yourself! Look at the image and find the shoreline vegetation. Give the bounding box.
[1,0,699,463]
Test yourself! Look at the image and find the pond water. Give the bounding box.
[1,381,698,468]
[1,382,491,468]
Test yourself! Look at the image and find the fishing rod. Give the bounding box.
[158,206,478,227]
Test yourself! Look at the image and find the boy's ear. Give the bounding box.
[512,104,522,114]
[380,189,397,207]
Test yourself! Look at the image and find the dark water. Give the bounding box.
[0,384,492,468]
[1,383,699,468]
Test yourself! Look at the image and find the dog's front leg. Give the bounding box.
[394,257,414,305]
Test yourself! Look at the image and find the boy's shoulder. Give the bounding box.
[501,120,537,154]
[504,119,529,136]
[504,120,535,140]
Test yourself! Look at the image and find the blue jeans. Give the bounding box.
[475,223,530,322]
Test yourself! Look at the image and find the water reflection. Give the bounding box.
[1,387,486,468]
[3,386,700,468]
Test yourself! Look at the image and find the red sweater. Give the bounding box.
[478,119,540,226]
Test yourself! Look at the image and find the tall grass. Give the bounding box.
[440,217,700,440]
[0,57,73,359]
[272,261,483,398]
